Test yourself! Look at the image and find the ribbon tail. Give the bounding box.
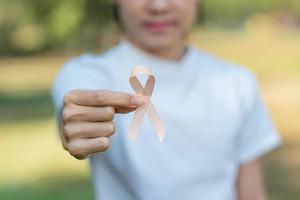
[146,101,166,142]
[128,105,146,142]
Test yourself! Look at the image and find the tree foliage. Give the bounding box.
[0,0,299,55]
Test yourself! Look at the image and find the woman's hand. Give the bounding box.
[61,89,144,159]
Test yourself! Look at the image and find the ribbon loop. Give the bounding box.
[128,66,166,142]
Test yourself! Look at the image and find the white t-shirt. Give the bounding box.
[52,40,281,200]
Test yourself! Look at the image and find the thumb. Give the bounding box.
[115,94,146,113]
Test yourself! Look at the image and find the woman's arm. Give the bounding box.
[237,159,267,200]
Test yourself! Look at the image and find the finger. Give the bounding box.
[63,104,115,122]
[83,137,110,154]
[115,94,147,113]
[115,106,137,114]
[64,121,115,140]
[64,89,145,107]
[60,121,68,151]
[68,137,110,159]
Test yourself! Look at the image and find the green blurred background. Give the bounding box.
[0,0,300,199]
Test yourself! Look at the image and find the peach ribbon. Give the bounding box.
[128,66,166,142]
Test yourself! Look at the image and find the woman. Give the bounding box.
[52,0,281,199]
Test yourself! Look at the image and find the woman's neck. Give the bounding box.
[126,37,187,61]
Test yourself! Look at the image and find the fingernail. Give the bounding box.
[130,95,145,106]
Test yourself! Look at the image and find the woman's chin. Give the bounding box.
[141,37,178,51]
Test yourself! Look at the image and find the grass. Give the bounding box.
[0,27,300,199]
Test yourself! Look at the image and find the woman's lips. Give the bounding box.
[143,21,173,32]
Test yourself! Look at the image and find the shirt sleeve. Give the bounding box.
[51,55,112,125]
[236,74,281,165]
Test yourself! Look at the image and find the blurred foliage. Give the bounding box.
[0,0,114,55]
[204,0,300,24]
[0,0,300,55]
